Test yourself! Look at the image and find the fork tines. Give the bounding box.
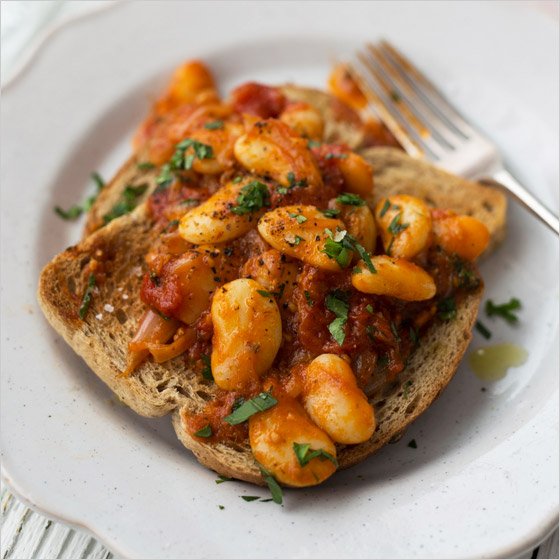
[348,40,476,162]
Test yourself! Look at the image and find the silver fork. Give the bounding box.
[348,40,559,235]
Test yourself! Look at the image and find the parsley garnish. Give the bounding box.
[304,290,314,306]
[336,192,365,206]
[437,297,457,321]
[293,443,338,468]
[287,235,304,246]
[164,219,179,232]
[325,152,348,159]
[215,475,232,484]
[259,466,283,505]
[78,274,96,320]
[155,138,214,187]
[326,291,349,346]
[241,496,260,502]
[194,425,212,438]
[204,120,224,130]
[379,199,391,218]
[475,320,492,339]
[137,161,156,170]
[485,298,521,325]
[155,164,174,190]
[288,212,307,224]
[257,289,273,298]
[231,181,270,215]
[386,212,409,255]
[201,355,213,381]
[181,198,199,206]
[102,183,148,224]
[223,392,277,425]
[321,208,341,218]
[286,171,307,189]
[307,139,322,149]
[54,172,105,220]
[232,176,242,184]
[322,229,376,273]
[365,304,374,314]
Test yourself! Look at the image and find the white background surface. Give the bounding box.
[1,1,559,559]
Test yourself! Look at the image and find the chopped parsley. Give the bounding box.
[155,164,174,189]
[241,496,260,502]
[485,298,521,325]
[322,229,376,273]
[325,152,348,159]
[407,439,417,449]
[201,355,213,381]
[54,172,105,220]
[181,198,200,206]
[102,183,148,224]
[475,320,492,339]
[215,475,232,484]
[307,139,322,149]
[321,208,341,218]
[379,199,391,218]
[155,138,214,187]
[326,290,349,346]
[137,161,156,170]
[231,181,270,215]
[259,466,283,505]
[386,212,409,255]
[287,235,304,246]
[164,219,179,232]
[293,442,338,468]
[288,212,307,224]
[287,171,307,189]
[336,192,366,206]
[437,297,457,321]
[78,274,96,320]
[257,289,273,298]
[232,176,242,184]
[304,290,314,306]
[194,425,212,438]
[224,392,277,425]
[365,304,374,314]
[204,120,224,130]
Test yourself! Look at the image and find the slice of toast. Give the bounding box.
[38,148,506,485]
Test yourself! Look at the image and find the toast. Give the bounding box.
[38,148,506,485]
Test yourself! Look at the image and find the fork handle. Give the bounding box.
[480,169,559,235]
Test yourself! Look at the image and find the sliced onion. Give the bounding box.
[147,326,196,363]
[121,309,179,376]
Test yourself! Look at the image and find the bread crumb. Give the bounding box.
[104,303,115,313]
[133,266,143,277]
[95,313,103,320]
[122,294,129,300]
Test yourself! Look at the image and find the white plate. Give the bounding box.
[1,2,558,558]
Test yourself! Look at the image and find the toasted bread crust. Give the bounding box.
[38,148,505,485]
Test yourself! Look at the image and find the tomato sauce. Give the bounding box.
[130,75,483,445]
